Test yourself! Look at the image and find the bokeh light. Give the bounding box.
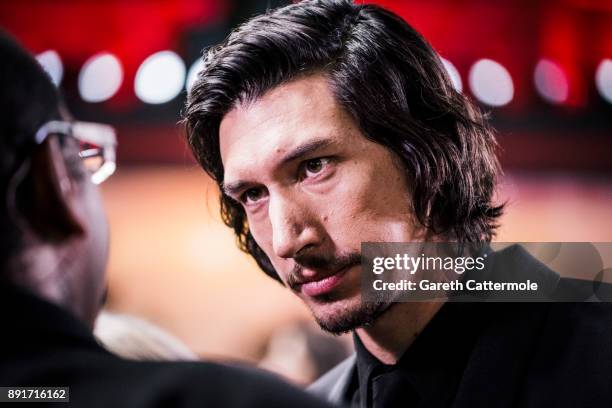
[534,59,569,104]
[595,59,612,104]
[186,58,204,93]
[441,57,463,93]
[135,51,186,104]
[469,58,514,107]
[78,52,123,103]
[36,50,63,87]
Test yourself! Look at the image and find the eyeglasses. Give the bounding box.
[35,120,117,184]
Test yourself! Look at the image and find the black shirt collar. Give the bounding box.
[351,301,491,407]
[0,280,102,353]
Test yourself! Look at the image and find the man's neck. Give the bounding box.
[6,246,96,329]
[355,301,445,364]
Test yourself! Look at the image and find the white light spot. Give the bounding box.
[441,57,462,92]
[135,51,186,104]
[186,59,204,93]
[595,59,612,104]
[78,52,123,103]
[534,59,569,104]
[468,59,514,107]
[36,50,63,87]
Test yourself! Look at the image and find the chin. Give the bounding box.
[307,295,390,335]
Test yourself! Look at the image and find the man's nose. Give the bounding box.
[269,193,321,259]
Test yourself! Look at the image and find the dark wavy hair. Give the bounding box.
[0,31,60,270]
[184,0,504,282]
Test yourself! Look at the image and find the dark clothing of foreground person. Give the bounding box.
[0,30,333,408]
[0,281,334,408]
[310,246,612,407]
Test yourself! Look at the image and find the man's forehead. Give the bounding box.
[221,128,326,184]
[218,75,344,178]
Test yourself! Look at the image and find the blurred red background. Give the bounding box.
[1,0,611,383]
[1,0,611,168]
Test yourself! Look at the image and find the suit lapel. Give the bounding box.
[308,354,356,404]
[452,303,551,408]
[328,354,357,404]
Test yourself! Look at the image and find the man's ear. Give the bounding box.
[24,135,86,241]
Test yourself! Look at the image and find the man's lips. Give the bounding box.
[297,263,357,297]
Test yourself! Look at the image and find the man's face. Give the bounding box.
[78,156,110,325]
[219,75,420,333]
[61,136,110,326]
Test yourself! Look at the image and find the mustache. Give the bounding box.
[287,251,361,291]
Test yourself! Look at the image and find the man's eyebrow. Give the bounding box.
[279,138,334,166]
[222,180,250,197]
[222,138,334,197]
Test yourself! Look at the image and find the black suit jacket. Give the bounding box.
[310,245,612,407]
[0,282,332,408]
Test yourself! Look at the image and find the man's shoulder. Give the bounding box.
[540,300,612,345]
[110,358,333,407]
[13,350,332,408]
[517,301,612,405]
[308,354,356,402]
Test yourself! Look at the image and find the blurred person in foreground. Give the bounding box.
[0,32,334,408]
[184,1,612,407]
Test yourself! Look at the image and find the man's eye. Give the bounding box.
[303,157,330,177]
[241,187,265,204]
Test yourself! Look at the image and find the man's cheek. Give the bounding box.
[380,220,419,241]
[269,259,293,285]
[248,219,272,253]
[248,226,282,272]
